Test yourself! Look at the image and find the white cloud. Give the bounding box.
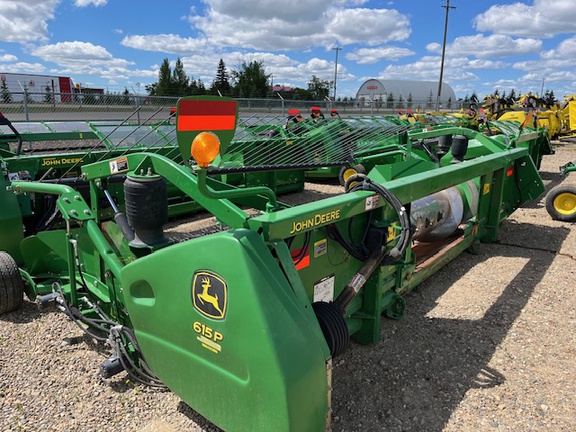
[0,61,46,73]
[0,53,18,62]
[117,2,409,91]
[346,46,415,64]
[541,35,576,59]
[427,34,542,59]
[74,0,108,6]
[186,3,410,50]
[326,8,410,46]
[121,34,210,55]
[204,0,329,22]
[474,0,576,37]
[512,36,576,75]
[0,0,60,43]
[378,55,504,83]
[31,41,135,79]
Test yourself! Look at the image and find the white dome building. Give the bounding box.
[355,79,457,108]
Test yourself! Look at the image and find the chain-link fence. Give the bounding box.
[0,91,467,123]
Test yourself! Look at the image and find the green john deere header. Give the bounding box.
[0,96,550,431]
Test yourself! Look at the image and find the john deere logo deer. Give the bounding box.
[192,271,227,320]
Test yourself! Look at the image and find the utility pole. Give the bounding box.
[332,47,342,101]
[436,0,456,111]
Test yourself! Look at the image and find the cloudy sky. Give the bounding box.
[0,0,574,100]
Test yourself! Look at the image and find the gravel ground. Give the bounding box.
[1,140,576,432]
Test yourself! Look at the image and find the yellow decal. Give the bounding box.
[193,321,224,354]
[289,210,341,235]
[483,183,491,195]
[314,239,328,258]
[40,157,84,167]
[387,225,397,242]
[192,271,228,320]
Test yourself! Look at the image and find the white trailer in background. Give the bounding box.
[0,72,75,102]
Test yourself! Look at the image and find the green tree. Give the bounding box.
[146,57,199,97]
[189,77,207,95]
[104,90,123,105]
[386,92,395,109]
[145,82,158,96]
[210,59,231,96]
[427,90,434,109]
[407,92,413,109]
[307,75,331,100]
[231,60,270,98]
[172,58,189,95]
[197,79,206,94]
[43,84,54,104]
[156,58,174,96]
[122,87,131,105]
[470,91,479,102]
[291,87,312,100]
[462,94,469,110]
[1,80,13,103]
[0,81,13,103]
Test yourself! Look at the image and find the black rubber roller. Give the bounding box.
[312,301,350,358]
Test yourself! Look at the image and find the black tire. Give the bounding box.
[545,184,576,222]
[0,251,24,315]
[338,163,366,186]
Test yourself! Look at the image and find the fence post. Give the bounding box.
[23,89,29,121]
[135,95,141,124]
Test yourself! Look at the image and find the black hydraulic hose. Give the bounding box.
[334,245,389,312]
[326,225,362,260]
[56,293,109,343]
[350,177,411,264]
[334,177,412,312]
[54,274,163,387]
[111,328,166,388]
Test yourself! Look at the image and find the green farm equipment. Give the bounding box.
[0,96,549,431]
[235,110,419,185]
[546,160,576,221]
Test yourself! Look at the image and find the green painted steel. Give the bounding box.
[0,174,24,262]
[0,96,554,432]
[121,230,330,431]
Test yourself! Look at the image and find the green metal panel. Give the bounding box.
[0,173,24,262]
[121,229,329,432]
